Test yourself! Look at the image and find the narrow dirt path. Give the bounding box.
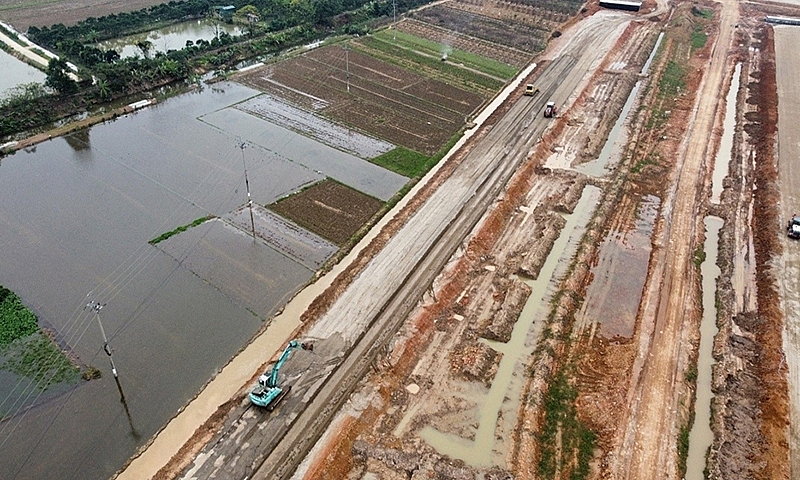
[611,0,739,478]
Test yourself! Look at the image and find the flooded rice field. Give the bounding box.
[236,95,394,160]
[0,81,406,479]
[0,48,45,97]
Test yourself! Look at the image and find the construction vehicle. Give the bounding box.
[524,84,539,96]
[543,101,558,118]
[249,340,313,410]
[788,214,800,239]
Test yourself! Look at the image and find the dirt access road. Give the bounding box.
[610,0,740,478]
[775,24,800,480]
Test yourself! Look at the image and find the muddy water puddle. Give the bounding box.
[685,216,723,479]
[579,195,659,339]
[711,63,741,204]
[572,32,663,177]
[419,185,601,467]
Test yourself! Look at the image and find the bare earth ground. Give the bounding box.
[0,0,165,30]
[11,0,793,478]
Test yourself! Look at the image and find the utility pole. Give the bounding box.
[238,141,256,240]
[344,42,350,92]
[393,0,397,41]
[86,301,118,378]
[86,299,138,437]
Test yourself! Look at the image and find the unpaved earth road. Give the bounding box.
[775,24,800,480]
[610,0,740,478]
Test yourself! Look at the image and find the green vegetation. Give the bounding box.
[685,364,698,383]
[538,367,596,480]
[0,286,80,389]
[355,35,504,95]
[678,423,691,475]
[149,215,214,245]
[691,6,714,19]
[371,29,518,80]
[659,61,686,99]
[1,331,80,386]
[690,26,708,51]
[693,246,706,268]
[372,147,430,177]
[0,286,38,347]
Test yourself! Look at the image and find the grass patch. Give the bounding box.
[659,61,686,99]
[692,246,706,268]
[372,29,518,80]
[678,423,691,474]
[538,367,596,480]
[0,286,38,347]
[371,147,430,177]
[690,27,708,51]
[1,331,80,386]
[692,6,714,19]
[685,364,698,383]
[149,215,214,245]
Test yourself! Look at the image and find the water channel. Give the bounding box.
[685,216,723,479]
[96,19,242,58]
[575,32,664,177]
[711,63,741,204]
[0,81,404,480]
[419,185,601,466]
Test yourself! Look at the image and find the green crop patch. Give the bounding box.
[149,215,214,245]
[0,286,39,347]
[372,29,518,80]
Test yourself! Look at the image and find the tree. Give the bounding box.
[45,58,78,95]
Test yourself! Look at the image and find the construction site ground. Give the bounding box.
[109,0,800,479]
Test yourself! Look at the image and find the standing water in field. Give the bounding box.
[419,185,600,466]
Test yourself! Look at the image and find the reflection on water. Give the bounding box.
[96,19,242,58]
[0,80,382,480]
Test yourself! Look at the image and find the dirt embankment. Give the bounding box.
[708,18,789,479]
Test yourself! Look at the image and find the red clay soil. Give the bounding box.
[747,24,790,480]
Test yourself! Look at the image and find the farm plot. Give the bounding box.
[235,95,394,160]
[241,43,485,156]
[395,19,533,68]
[270,180,383,245]
[408,4,553,53]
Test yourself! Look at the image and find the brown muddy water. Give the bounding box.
[419,185,601,467]
[0,81,404,480]
[578,195,659,339]
[685,216,722,479]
